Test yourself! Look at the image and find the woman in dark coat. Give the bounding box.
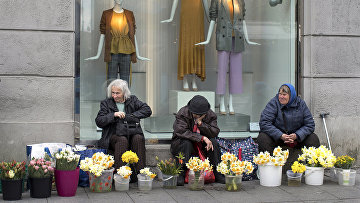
[171,95,225,185]
[258,83,320,153]
[95,79,152,173]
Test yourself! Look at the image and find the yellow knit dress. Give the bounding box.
[177,0,205,81]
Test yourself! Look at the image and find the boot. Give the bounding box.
[214,171,225,184]
[177,173,185,186]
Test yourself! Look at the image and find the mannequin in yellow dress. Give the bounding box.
[162,0,209,91]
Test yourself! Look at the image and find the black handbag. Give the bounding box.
[115,120,143,138]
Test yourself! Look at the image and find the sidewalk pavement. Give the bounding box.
[5,169,360,203]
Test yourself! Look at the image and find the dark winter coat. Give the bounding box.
[259,95,315,142]
[171,106,220,153]
[95,95,152,149]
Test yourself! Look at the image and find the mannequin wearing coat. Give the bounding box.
[85,0,149,86]
[196,0,259,115]
[161,0,208,91]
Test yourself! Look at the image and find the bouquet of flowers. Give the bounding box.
[54,148,81,171]
[297,145,336,168]
[139,167,156,180]
[28,158,54,178]
[156,152,185,176]
[186,157,213,172]
[80,152,114,177]
[291,161,306,174]
[121,150,139,164]
[334,155,355,169]
[117,166,132,179]
[0,161,26,180]
[253,146,289,166]
[216,152,254,176]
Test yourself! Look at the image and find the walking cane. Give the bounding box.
[320,113,332,151]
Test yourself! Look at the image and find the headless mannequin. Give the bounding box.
[196,20,259,114]
[161,0,208,91]
[85,0,149,72]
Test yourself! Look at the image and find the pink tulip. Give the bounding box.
[44,169,48,173]
[30,160,36,166]
[45,161,51,165]
[34,166,39,170]
[48,166,54,172]
[36,160,41,165]
[42,165,47,169]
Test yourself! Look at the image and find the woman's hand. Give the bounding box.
[281,133,297,143]
[195,114,206,126]
[203,137,213,151]
[114,111,126,119]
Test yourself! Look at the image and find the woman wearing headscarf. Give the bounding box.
[257,83,320,153]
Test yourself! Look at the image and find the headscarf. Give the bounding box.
[280,83,296,106]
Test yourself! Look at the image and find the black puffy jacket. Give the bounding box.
[95,95,152,149]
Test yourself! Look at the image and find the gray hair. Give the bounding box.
[107,79,131,99]
[279,85,290,95]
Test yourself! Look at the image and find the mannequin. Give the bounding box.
[85,0,149,86]
[196,0,259,115]
[161,0,208,91]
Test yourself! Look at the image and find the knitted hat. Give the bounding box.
[187,95,210,115]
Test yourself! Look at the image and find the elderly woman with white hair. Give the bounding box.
[95,79,152,180]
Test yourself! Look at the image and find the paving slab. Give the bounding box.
[165,186,219,203]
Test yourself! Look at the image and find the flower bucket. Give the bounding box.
[337,169,356,186]
[114,174,130,191]
[225,175,242,191]
[55,167,80,197]
[305,166,324,185]
[137,174,153,191]
[29,176,52,198]
[89,168,114,192]
[258,165,282,187]
[162,174,177,189]
[286,170,302,186]
[188,170,204,191]
[1,179,23,201]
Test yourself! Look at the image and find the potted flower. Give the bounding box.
[253,146,289,187]
[334,155,356,186]
[156,152,185,189]
[54,148,81,196]
[287,161,306,186]
[121,150,139,182]
[297,145,336,185]
[28,158,54,198]
[0,161,26,200]
[137,167,156,191]
[114,166,132,191]
[185,157,213,191]
[216,152,254,191]
[80,152,114,192]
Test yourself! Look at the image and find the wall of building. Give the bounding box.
[0,0,75,160]
[301,0,360,164]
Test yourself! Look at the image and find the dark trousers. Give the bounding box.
[171,138,222,175]
[257,132,320,153]
[108,53,131,85]
[109,134,146,172]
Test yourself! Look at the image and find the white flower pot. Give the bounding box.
[114,174,130,191]
[258,164,282,187]
[305,166,324,185]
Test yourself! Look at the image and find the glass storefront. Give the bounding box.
[79,0,297,141]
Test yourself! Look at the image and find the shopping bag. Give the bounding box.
[216,137,259,181]
[26,143,69,160]
[184,143,215,184]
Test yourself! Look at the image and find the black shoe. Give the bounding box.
[177,174,185,186]
[215,173,225,184]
